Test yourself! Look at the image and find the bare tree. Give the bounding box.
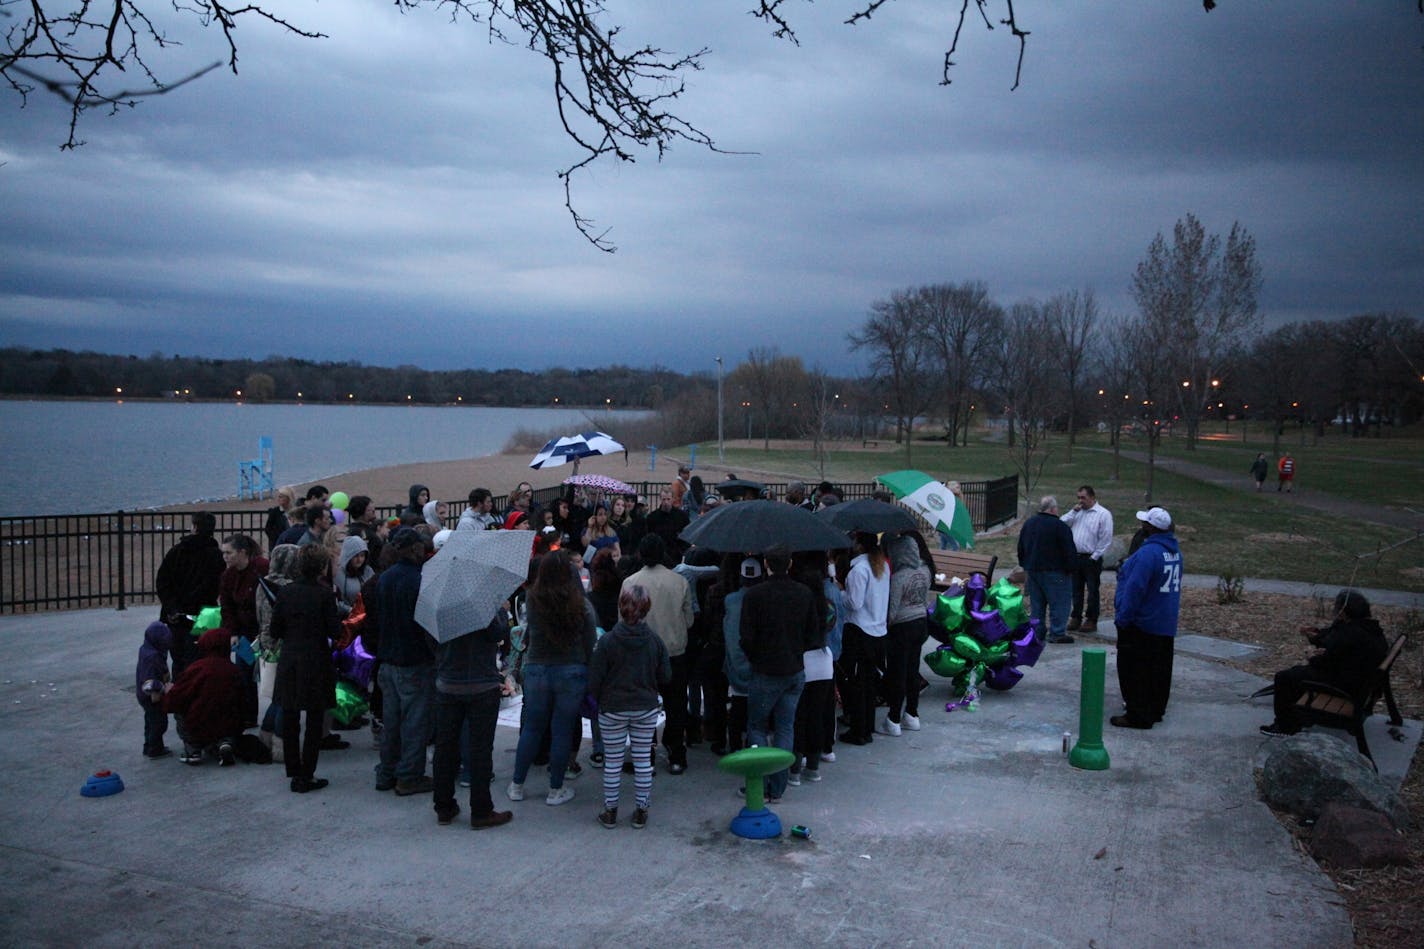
[1043,287,1099,463]
[1130,213,1263,450]
[917,281,1003,448]
[848,290,935,466]
[1089,314,1139,481]
[985,300,1058,502]
[1121,308,1178,503]
[800,365,836,480]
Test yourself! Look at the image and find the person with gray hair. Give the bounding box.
[1016,495,1078,644]
[785,481,813,511]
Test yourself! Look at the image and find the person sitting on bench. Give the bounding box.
[1260,590,1388,736]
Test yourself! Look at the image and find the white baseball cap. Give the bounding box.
[1135,507,1172,530]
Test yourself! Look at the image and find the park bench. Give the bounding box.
[1294,634,1407,767]
[929,549,997,590]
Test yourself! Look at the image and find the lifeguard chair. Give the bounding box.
[237,436,275,500]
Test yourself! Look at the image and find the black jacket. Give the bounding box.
[588,620,671,713]
[436,609,510,694]
[740,576,821,677]
[270,578,340,712]
[155,533,225,618]
[1017,512,1077,573]
[1307,616,1389,700]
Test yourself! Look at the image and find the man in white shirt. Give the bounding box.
[1060,484,1113,633]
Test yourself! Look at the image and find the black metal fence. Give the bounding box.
[1,475,1015,614]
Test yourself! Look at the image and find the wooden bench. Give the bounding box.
[929,549,997,590]
[1295,634,1407,767]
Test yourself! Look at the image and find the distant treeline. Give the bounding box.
[0,347,707,409]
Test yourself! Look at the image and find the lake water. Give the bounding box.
[0,400,633,516]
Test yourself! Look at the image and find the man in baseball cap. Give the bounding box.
[1110,507,1181,730]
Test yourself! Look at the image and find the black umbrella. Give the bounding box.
[714,478,766,501]
[815,497,919,535]
[679,500,853,554]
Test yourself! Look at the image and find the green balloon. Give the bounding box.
[934,593,966,635]
[951,632,984,663]
[988,577,1028,630]
[985,639,1012,664]
[190,604,222,637]
[329,491,350,511]
[925,648,968,678]
[951,670,971,697]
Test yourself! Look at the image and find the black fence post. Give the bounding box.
[116,510,127,611]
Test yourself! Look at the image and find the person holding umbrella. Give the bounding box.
[507,550,599,807]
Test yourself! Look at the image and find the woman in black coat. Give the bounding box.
[272,544,341,792]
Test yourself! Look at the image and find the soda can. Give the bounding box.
[790,824,811,840]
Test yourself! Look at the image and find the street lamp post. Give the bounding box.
[715,357,725,462]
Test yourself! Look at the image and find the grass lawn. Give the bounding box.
[675,428,1424,593]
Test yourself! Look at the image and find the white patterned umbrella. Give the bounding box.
[415,530,534,642]
[562,473,636,495]
[529,431,626,472]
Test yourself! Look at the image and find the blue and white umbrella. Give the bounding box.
[528,430,625,471]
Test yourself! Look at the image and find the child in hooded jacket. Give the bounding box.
[137,620,173,758]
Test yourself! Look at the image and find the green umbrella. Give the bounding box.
[876,469,974,549]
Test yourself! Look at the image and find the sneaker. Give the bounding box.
[901,713,921,731]
[597,807,618,829]
[804,768,822,782]
[290,777,329,794]
[1259,722,1298,737]
[374,776,397,792]
[218,741,236,767]
[631,807,648,829]
[765,794,781,805]
[877,717,902,737]
[470,810,513,830]
[1109,714,1152,730]
[564,761,583,781]
[589,751,605,766]
[546,786,575,806]
[435,801,460,825]
[394,775,434,796]
[820,751,836,764]
[787,770,802,787]
[667,761,687,775]
[459,774,472,788]
[180,748,203,765]
[1080,621,1098,633]
[1067,618,1082,631]
[319,734,351,751]
[506,781,525,802]
[838,732,872,746]
[1048,635,1076,645]
[143,746,172,759]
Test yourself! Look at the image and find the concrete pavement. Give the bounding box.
[1,605,1413,948]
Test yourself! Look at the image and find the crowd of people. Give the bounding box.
[152,471,1367,829]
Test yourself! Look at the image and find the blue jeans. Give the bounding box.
[376,662,434,783]
[747,670,804,800]
[1026,570,1071,641]
[512,663,587,790]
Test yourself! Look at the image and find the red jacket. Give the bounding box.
[163,628,245,745]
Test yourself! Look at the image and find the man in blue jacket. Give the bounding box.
[1110,507,1182,730]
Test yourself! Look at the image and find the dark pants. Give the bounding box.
[841,624,886,741]
[1116,624,1174,725]
[727,695,748,752]
[282,708,323,780]
[794,679,833,770]
[434,689,500,817]
[142,702,168,754]
[1072,553,1103,623]
[884,617,929,722]
[1271,665,1336,733]
[659,653,692,765]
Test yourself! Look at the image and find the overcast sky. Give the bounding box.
[1,2,1420,375]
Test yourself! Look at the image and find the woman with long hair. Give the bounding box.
[581,504,618,551]
[839,531,889,746]
[507,550,599,806]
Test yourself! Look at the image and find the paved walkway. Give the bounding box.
[3,606,1414,947]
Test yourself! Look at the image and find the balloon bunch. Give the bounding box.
[924,574,1044,711]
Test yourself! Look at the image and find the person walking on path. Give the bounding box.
[1249,452,1269,492]
[1277,453,1296,493]
[271,545,341,793]
[1060,485,1113,634]
[373,527,436,796]
[589,584,670,829]
[1110,507,1182,731]
[1018,496,1078,645]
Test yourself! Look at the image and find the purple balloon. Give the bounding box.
[334,635,376,690]
[984,664,1023,691]
[1011,621,1045,668]
[332,508,347,524]
[969,609,1013,643]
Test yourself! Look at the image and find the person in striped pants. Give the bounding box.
[588,584,671,829]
